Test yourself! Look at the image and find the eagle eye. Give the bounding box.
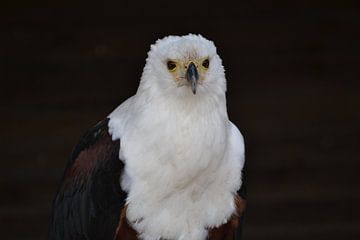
[202,59,209,69]
[167,61,177,71]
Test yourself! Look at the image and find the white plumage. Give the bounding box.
[108,34,245,240]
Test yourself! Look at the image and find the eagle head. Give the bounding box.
[139,34,226,98]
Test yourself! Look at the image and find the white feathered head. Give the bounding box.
[138,34,227,99]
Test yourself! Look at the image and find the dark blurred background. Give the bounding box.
[1,1,359,239]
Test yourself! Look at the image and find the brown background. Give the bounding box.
[1,1,359,239]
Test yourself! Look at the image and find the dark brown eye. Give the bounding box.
[167,61,177,71]
[202,59,209,69]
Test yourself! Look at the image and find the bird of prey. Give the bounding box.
[48,34,246,240]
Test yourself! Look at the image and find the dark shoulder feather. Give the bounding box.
[48,118,127,240]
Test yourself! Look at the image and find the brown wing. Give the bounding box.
[48,119,127,240]
[114,206,138,240]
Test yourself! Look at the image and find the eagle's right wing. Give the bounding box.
[48,119,128,240]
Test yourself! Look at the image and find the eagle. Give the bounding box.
[48,34,246,240]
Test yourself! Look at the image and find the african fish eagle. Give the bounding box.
[48,34,246,240]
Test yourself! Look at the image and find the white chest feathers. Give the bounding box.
[109,101,243,240]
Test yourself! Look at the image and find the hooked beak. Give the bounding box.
[186,62,199,94]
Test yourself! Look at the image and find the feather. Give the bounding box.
[48,119,127,240]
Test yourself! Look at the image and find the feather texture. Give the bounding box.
[108,35,245,240]
[49,34,246,240]
[48,119,127,240]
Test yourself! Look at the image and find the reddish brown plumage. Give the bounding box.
[49,119,126,240]
[63,128,116,185]
[115,206,138,240]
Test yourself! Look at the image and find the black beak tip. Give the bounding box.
[192,88,196,95]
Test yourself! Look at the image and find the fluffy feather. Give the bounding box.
[109,34,245,240]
